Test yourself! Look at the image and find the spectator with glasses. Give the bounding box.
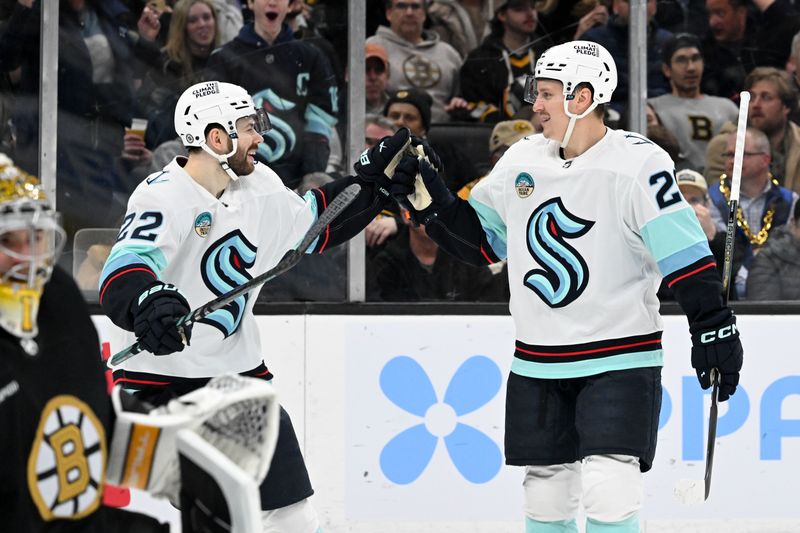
[705,67,800,193]
[708,127,798,296]
[367,0,466,122]
[648,33,739,173]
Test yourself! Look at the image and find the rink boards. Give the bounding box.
[93,314,800,532]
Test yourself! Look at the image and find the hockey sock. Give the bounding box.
[525,517,579,533]
[585,513,639,533]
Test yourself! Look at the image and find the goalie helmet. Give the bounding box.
[0,154,66,341]
[174,81,272,180]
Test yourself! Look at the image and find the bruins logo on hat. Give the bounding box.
[194,211,212,237]
[515,172,535,198]
[397,90,409,98]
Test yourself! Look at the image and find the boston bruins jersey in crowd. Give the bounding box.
[0,267,111,531]
[99,158,316,385]
[469,129,715,379]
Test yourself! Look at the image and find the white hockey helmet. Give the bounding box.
[174,81,271,179]
[523,40,617,147]
[525,40,617,108]
[0,154,66,344]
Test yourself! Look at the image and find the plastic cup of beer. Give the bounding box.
[127,118,148,140]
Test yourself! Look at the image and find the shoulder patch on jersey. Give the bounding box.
[194,211,213,238]
[515,172,535,198]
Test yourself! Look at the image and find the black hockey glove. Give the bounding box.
[690,313,743,402]
[132,282,193,355]
[391,154,455,225]
[410,136,443,173]
[353,128,411,200]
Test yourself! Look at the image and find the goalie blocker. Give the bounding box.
[106,375,280,532]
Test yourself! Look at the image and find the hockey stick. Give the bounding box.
[109,183,362,367]
[674,91,749,505]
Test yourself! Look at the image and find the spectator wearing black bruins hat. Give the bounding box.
[383,88,481,191]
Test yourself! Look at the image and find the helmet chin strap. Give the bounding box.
[559,98,599,150]
[201,137,241,181]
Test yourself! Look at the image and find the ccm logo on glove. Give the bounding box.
[699,323,738,344]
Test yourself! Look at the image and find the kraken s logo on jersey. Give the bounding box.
[252,88,297,162]
[524,198,594,308]
[27,395,107,521]
[200,230,257,338]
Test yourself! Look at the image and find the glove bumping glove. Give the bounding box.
[353,128,412,199]
[690,313,743,402]
[391,153,455,224]
[132,282,193,355]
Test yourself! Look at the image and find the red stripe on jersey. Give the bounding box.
[479,245,494,265]
[667,261,716,288]
[99,267,156,304]
[516,338,662,357]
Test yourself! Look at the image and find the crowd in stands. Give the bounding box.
[1,0,800,302]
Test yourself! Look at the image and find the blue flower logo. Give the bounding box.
[379,355,503,485]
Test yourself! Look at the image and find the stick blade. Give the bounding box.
[673,478,706,505]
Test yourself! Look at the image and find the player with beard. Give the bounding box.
[704,67,800,193]
[99,81,412,532]
[207,0,338,190]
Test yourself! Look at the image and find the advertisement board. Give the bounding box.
[95,314,800,532]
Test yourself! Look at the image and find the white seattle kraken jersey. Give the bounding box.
[101,158,316,378]
[470,129,711,379]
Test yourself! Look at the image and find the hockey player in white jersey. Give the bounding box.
[392,42,743,533]
[99,81,412,532]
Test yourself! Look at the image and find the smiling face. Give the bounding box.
[248,0,289,37]
[186,1,216,48]
[530,79,569,141]
[225,116,265,175]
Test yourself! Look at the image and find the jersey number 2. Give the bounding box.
[649,171,681,209]
[116,212,164,242]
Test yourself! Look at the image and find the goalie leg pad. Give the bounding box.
[261,498,320,533]
[523,462,581,522]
